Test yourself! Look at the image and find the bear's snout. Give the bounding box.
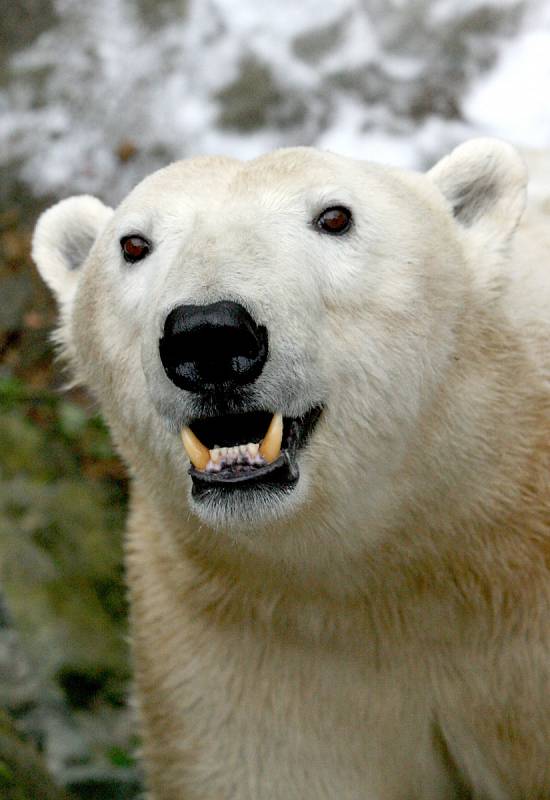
[159,300,268,394]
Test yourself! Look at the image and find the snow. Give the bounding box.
[463,30,550,147]
[1,0,550,203]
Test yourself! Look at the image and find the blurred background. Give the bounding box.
[1,0,549,797]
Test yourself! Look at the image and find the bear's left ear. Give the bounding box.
[33,195,113,307]
[428,138,527,246]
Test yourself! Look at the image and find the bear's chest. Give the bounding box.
[134,605,464,800]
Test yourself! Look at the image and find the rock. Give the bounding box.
[0,709,71,800]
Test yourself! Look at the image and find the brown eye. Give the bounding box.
[315,206,352,236]
[120,235,151,263]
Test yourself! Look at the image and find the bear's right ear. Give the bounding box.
[33,196,113,306]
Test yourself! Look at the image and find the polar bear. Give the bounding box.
[33,140,550,799]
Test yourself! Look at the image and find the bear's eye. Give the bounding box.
[120,235,151,263]
[315,206,352,236]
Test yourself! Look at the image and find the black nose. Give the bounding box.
[159,300,268,393]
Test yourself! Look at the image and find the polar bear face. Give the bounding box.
[33,142,526,533]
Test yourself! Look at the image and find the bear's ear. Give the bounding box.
[428,139,527,245]
[33,196,113,306]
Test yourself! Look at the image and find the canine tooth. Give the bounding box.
[259,412,283,464]
[181,427,210,471]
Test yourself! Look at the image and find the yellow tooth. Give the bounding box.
[181,426,210,471]
[259,412,283,464]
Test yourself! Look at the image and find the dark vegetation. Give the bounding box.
[0,201,139,798]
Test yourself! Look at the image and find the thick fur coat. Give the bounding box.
[34,140,550,799]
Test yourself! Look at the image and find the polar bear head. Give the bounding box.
[33,140,526,538]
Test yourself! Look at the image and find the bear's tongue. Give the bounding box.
[181,412,283,473]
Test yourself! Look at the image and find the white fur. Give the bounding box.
[33,141,550,799]
[33,195,113,305]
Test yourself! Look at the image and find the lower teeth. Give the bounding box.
[206,443,266,473]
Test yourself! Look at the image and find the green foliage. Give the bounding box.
[0,374,129,700]
[106,747,136,769]
[0,376,122,481]
[0,759,14,783]
[0,205,139,797]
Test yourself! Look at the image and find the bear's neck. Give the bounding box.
[128,385,548,648]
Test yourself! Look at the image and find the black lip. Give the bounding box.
[188,406,323,500]
[190,452,298,498]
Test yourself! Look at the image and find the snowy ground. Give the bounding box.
[1,0,550,205]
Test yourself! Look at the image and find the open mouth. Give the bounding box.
[181,407,323,499]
